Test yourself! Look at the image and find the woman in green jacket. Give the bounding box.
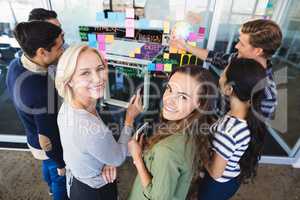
[128,65,217,200]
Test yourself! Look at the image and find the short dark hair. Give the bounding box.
[13,21,62,58]
[241,19,282,58]
[28,8,57,21]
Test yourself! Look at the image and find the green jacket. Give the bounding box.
[128,133,194,200]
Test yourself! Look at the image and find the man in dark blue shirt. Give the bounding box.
[6,20,68,200]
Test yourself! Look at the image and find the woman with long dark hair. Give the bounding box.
[127,65,217,200]
[198,58,268,200]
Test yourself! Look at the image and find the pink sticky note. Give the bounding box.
[188,33,198,41]
[98,42,106,51]
[97,34,105,42]
[156,63,164,71]
[126,28,135,38]
[125,19,135,28]
[198,27,206,35]
[126,8,134,19]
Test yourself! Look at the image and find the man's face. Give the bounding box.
[235,32,262,59]
[42,33,64,66]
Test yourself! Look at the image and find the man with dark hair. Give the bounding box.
[28,8,61,27]
[170,19,282,120]
[6,21,68,200]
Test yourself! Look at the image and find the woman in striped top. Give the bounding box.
[198,58,269,200]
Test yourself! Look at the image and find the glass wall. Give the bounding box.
[209,0,300,158]
[0,0,48,136]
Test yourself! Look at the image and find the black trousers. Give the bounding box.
[70,177,118,200]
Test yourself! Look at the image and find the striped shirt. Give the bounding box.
[211,115,251,183]
[206,51,277,119]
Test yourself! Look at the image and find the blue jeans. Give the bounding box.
[198,172,241,200]
[42,159,68,200]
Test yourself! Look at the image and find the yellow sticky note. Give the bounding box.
[105,35,114,43]
[163,53,169,59]
[169,46,177,53]
[129,52,135,58]
[135,48,141,54]
[178,49,186,54]
[164,64,172,72]
[163,21,170,34]
[187,42,196,47]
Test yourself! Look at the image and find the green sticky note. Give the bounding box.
[164,64,172,72]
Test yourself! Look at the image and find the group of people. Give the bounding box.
[5,8,282,200]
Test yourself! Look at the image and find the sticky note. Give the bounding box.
[147,63,156,71]
[129,52,135,58]
[125,19,135,28]
[116,12,126,21]
[138,19,149,29]
[108,12,117,20]
[88,33,97,41]
[97,34,105,42]
[126,8,135,19]
[267,2,273,8]
[188,32,198,42]
[105,35,114,43]
[88,34,97,48]
[134,48,141,54]
[96,12,105,21]
[164,64,172,72]
[126,28,135,38]
[178,49,186,54]
[169,46,178,53]
[163,21,170,34]
[98,42,105,51]
[156,63,164,71]
[198,27,206,35]
[187,42,196,47]
[163,53,169,59]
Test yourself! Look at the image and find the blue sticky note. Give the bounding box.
[96,12,105,21]
[138,19,149,29]
[88,33,97,48]
[116,12,126,21]
[108,12,117,20]
[147,63,156,71]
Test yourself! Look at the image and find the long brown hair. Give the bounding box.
[146,65,217,177]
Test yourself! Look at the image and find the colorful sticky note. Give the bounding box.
[138,19,149,29]
[267,2,273,8]
[178,49,186,54]
[163,53,169,59]
[163,21,170,34]
[108,12,117,20]
[98,42,106,51]
[147,63,156,71]
[134,48,141,54]
[126,8,135,19]
[188,32,198,42]
[96,12,105,21]
[129,52,135,58]
[198,27,206,35]
[88,33,97,41]
[88,33,97,48]
[125,19,135,28]
[97,34,105,42]
[187,41,196,47]
[164,64,172,72]
[105,35,114,43]
[169,46,178,53]
[156,63,164,71]
[126,28,135,38]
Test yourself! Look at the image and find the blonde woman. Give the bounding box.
[55,44,142,200]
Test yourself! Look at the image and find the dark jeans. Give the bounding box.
[198,173,241,200]
[70,177,118,200]
[42,159,68,200]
